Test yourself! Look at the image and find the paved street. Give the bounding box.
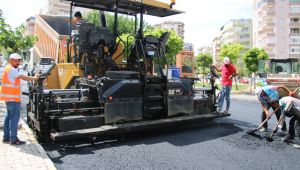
[41,96,300,170]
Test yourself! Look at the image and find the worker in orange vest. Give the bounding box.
[0,53,40,145]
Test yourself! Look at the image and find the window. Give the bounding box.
[290,47,300,54]
[278,18,285,23]
[290,36,300,44]
[182,66,192,73]
[290,5,300,12]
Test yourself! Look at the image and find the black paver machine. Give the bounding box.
[27,0,228,142]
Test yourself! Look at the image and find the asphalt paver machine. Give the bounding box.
[27,0,229,142]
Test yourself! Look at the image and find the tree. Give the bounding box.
[196,53,213,82]
[196,53,213,74]
[85,10,152,35]
[220,43,244,64]
[0,10,36,56]
[243,48,269,73]
[243,48,269,90]
[145,28,183,64]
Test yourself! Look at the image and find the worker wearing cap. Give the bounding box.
[0,53,40,145]
[213,57,237,114]
[256,85,296,132]
[279,96,300,143]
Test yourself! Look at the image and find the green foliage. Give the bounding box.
[236,63,250,76]
[220,43,244,64]
[196,53,213,74]
[117,33,135,58]
[145,28,183,64]
[0,10,37,56]
[85,10,153,35]
[243,48,269,73]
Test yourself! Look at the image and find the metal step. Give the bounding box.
[50,112,230,141]
[146,84,163,90]
[147,95,163,101]
[146,106,164,111]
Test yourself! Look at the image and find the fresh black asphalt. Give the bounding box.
[42,98,300,170]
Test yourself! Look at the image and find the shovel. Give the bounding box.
[266,101,294,142]
[266,114,286,142]
[234,76,238,91]
[247,107,279,137]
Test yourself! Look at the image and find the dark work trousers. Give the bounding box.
[261,102,287,130]
[287,108,300,138]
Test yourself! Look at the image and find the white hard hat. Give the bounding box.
[9,53,22,60]
[223,57,230,64]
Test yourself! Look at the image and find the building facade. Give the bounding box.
[198,45,213,55]
[44,0,91,16]
[212,19,252,63]
[47,0,70,15]
[254,0,300,59]
[212,35,221,63]
[154,21,185,40]
[24,16,36,36]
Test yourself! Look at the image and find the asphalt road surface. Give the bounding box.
[42,98,300,170]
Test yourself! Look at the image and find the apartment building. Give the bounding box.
[47,0,70,15]
[212,19,252,62]
[254,0,300,59]
[198,45,213,55]
[24,16,35,36]
[212,36,221,63]
[43,0,91,16]
[154,21,185,40]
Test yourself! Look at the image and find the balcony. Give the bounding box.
[290,22,300,28]
[266,43,275,47]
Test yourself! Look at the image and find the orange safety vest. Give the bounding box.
[0,65,21,102]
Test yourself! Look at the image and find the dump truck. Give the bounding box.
[266,58,300,90]
[176,51,196,78]
[27,0,228,142]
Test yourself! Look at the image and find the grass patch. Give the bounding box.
[195,81,251,93]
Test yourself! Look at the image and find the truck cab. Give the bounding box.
[266,58,300,89]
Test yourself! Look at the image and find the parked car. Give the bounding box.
[239,77,249,84]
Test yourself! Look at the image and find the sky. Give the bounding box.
[0,0,253,50]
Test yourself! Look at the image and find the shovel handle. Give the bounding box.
[256,107,280,130]
[270,114,286,136]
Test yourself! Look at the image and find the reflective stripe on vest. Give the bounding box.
[1,83,20,88]
[0,65,21,102]
[0,93,21,99]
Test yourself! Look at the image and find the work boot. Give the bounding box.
[282,135,294,143]
[292,143,300,149]
[10,138,26,145]
[223,111,230,115]
[281,127,287,132]
[2,138,10,143]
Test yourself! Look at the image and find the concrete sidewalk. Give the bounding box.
[0,101,56,170]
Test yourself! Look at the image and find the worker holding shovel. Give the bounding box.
[279,96,300,143]
[256,85,297,132]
